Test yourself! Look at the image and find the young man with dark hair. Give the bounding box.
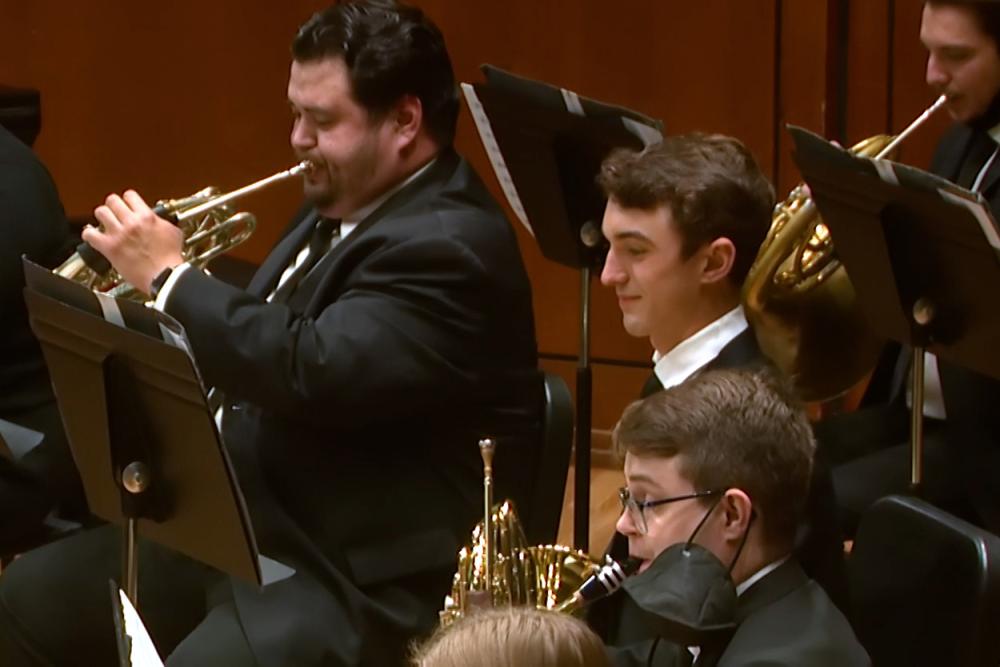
[0,2,542,665]
[598,134,774,393]
[609,368,869,666]
[828,0,1000,537]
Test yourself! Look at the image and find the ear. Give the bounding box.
[390,94,423,149]
[719,488,753,542]
[699,237,736,285]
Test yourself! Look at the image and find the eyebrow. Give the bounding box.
[625,472,662,488]
[607,230,653,243]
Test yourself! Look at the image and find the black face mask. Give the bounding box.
[622,495,753,649]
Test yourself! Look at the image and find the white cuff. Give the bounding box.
[152,262,194,312]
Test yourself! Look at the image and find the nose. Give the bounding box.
[290,116,316,153]
[601,248,625,287]
[616,507,638,537]
[926,53,949,89]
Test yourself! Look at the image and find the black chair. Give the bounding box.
[523,372,574,545]
[849,495,1000,667]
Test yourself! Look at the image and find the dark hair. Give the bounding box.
[927,1,1000,46]
[612,367,814,547]
[412,607,610,667]
[597,134,774,285]
[292,0,459,146]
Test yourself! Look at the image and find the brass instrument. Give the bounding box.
[743,96,947,401]
[55,161,313,301]
[440,438,631,626]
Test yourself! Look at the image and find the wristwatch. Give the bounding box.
[149,266,174,300]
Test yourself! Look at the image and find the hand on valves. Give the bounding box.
[85,191,185,296]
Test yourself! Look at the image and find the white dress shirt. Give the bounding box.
[653,305,749,390]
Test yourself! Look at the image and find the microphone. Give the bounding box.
[555,556,640,612]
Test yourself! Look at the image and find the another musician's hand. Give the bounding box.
[87,191,184,295]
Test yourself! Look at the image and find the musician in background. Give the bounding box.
[827,0,1000,536]
[605,368,869,666]
[0,1,542,665]
[593,135,847,612]
[0,121,85,553]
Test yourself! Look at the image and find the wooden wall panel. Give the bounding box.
[775,0,834,195]
[1,0,331,262]
[844,0,892,143]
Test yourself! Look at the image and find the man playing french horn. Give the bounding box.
[828,0,1000,539]
[0,1,543,665]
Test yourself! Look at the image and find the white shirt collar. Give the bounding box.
[652,305,749,390]
[339,157,437,237]
[987,121,1000,145]
[735,554,790,597]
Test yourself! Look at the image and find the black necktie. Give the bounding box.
[271,217,340,303]
[956,131,997,191]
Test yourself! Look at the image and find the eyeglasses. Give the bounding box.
[618,487,724,535]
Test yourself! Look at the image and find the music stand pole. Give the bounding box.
[574,221,605,554]
[909,298,935,493]
[575,265,592,553]
[120,461,150,606]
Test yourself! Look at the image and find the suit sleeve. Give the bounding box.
[163,222,492,426]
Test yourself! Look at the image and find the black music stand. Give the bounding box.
[462,66,662,552]
[22,259,262,609]
[789,126,1000,493]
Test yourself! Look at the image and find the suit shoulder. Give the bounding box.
[722,582,870,666]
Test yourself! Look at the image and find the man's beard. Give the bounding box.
[303,167,339,209]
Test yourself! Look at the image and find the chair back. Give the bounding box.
[524,372,573,545]
[849,494,1000,667]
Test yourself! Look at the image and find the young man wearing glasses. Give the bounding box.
[606,368,869,666]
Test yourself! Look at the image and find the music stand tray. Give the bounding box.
[22,259,263,606]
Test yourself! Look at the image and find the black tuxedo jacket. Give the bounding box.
[622,560,869,667]
[162,149,543,664]
[0,125,83,545]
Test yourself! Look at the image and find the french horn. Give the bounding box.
[743,96,947,401]
[440,438,633,626]
[55,161,312,301]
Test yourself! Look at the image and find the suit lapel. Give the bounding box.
[704,327,764,372]
[930,125,972,183]
[735,559,807,623]
[977,146,1000,197]
[247,210,319,298]
[930,124,1000,196]
[294,150,461,314]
